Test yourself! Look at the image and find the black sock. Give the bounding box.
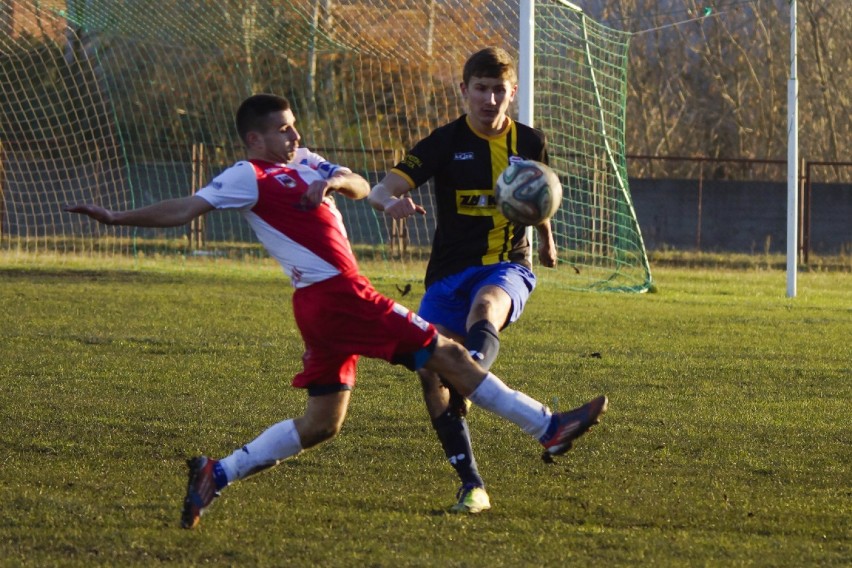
[431,410,484,488]
[464,319,500,371]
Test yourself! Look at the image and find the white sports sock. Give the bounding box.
[467,373,552,439]
[219,418,303,483]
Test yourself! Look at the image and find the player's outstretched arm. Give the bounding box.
[63,196,215,228]
[368,172,426,219]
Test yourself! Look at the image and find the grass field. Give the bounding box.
[1,259,849,566]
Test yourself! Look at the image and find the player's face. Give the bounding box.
[461,76,517,136]
[255,109,301,163]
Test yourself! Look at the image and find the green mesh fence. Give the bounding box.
[0,0,651,292]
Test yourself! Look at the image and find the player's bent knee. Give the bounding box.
[425,337,483,397]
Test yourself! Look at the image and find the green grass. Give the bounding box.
[0,260,849,566]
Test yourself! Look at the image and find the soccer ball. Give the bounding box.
[495,160,562,226]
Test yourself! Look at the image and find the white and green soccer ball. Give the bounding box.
[495,159,563,226]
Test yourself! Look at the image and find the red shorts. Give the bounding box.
[291,273,437,392]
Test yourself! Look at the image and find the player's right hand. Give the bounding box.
[383,196,426,220]
[63,204,117,225]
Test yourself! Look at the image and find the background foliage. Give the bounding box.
[1,0,849,175]
[590,0,850,179]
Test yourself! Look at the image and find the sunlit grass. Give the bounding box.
[0,260,848,566]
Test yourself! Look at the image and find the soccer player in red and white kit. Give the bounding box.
[64,94,607,529]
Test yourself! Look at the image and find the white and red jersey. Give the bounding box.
[197,149,438,385]
[195,149,357,288]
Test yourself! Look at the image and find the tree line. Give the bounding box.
[590,0,850,180]
[1,0,848,183]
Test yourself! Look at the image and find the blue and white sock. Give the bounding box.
[218,418,303,485]
[467,373,552,440]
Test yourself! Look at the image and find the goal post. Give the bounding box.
[529,0,652,291]
[0,0,652,292]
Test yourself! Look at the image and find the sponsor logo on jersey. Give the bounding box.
[454,152,475,161]
[401,154,423,169]
[274,173,298,188]
[456,189,497,216]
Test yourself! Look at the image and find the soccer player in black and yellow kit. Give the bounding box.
[370,47,560,513]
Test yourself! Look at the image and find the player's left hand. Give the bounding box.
[63,203,117,225]
[538,234,557,267]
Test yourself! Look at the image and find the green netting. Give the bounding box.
[0,0,651,292]
[534,1,651,291]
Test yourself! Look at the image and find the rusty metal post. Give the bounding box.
[697,161,704,250]
[801,158,809,265]
[0,140,4,241]
[190,143,206,250]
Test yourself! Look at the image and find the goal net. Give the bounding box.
[0,0,652,292]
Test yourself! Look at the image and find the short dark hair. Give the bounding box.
[462,47,517,85]
[235,94,291,144]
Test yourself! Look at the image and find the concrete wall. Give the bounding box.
[630,179,852,254]
[3,156,850,254]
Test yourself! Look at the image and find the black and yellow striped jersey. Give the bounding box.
[391,114,547,288]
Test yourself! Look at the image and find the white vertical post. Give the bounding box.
[518,0,535,126]
[786,0,798,297]
[518,0,535,258]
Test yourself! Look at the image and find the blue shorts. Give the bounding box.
[418,262,536,338]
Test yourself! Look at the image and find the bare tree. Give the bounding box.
[593,0,850,179]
